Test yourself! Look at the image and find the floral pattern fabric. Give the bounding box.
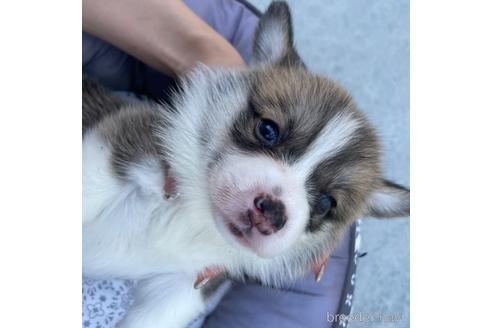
[82,279,135,328]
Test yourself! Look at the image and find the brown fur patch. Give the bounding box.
[228,66,383,232]
[83,76,166,180]
[231,67,357,162]
[82,77,123,135]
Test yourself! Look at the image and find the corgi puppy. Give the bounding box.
[83,2,409,327]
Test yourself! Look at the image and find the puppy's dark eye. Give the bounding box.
[256,119,280,146]
[316,193,337,216]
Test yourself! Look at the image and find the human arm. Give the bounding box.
[83,0,245,76]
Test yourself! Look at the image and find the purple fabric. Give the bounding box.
[203,228,352,328]
[182,0,260,62]
[83,1,354,327]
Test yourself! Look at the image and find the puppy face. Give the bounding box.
[164,2,409,266]
[205,3,409,260]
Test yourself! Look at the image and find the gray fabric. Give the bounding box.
[202,226,356,328]
[182,0,260,63]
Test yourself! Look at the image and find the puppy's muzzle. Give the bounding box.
[249,193,287,235]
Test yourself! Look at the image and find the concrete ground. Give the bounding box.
[249,1,410,327]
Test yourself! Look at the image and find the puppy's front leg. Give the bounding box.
[117,274,206,328]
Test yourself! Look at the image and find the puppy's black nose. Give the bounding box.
[253,194,287,233]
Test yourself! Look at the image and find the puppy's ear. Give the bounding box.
[365,179,410,218]
[252,1,304,67]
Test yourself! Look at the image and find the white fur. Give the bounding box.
[254,21,287,65]
[118,274,205,328]
[208,152,310,257]
[150,67,359,288]
[83,62,383,328]
[366,185,409,217]
[83,132,234,278]
[82,129,122,224]
[293,111,362,179]
[83,67,334,327]
[83,128,230,326]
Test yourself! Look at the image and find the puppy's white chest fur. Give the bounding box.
[82,130,230,280]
